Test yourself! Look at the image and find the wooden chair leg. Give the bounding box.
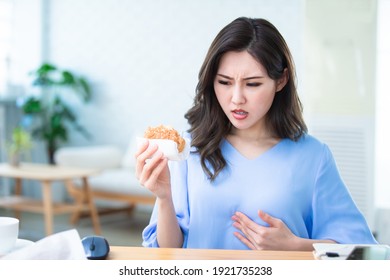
[127,204,136,215]
[64,179,85,225]
[13,178,22,220]
[41,180,54,236]
[81,177,101,235]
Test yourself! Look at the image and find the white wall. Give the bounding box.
[3,0,43,94]
[43,0,304,150]
[375,0,390,209]
[373,0,390,245]
[303,0,378,227]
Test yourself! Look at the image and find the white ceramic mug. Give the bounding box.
[0,217,19,255]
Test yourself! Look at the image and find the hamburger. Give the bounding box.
[144,125,186,153]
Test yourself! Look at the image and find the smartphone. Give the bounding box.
[346,246,390,260]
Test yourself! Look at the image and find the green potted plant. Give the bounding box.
[6,126,33,166]
[21,62,92,164]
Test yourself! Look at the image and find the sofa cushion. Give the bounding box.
[86,168,152,197]
[121,138,138,169]
[55,145,123,169]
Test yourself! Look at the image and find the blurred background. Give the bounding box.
[0,0,389,246]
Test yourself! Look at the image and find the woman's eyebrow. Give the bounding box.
[216,74,233,79]
[243,76,263,80]
[216,74,264,80]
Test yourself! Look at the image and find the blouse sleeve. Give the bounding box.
[142,159,190,247]
[311,144,377,244]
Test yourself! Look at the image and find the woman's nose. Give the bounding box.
[231,85,245,105]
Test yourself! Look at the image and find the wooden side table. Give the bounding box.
[0,163,101,236]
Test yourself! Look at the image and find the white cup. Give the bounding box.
[0,217,19,255]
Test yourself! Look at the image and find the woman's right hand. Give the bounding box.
[135,139,171,199]
[136,139,183,248]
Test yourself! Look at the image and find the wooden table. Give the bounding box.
[0,163,101,236]
[108,246,314,260]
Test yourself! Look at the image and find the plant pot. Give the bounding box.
[8,153,20,167]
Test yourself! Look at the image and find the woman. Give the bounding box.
[135,17,377,250]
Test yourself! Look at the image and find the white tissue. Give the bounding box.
[0,229,87,260]
[138,137,190,161]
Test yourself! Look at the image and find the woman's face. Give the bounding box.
[214,51,285,134]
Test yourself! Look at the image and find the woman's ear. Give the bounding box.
[276,68,289,92]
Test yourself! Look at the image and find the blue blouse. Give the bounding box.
[142,134,377,249]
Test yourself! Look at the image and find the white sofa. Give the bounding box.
[54,143,155,217]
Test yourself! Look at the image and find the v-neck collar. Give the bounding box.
[222,137,287,161]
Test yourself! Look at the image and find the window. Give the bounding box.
[0,0,14,95]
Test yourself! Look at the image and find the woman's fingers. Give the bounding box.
[234,211,263,233]
[232,212,264,249]
[144,157,169,190]
[233,231,257,250]
[134,138,149,158]
[258,210,282,228]
[232,210,296,250]
[134,139,172,200]
[135,140,158,179]
[138,150,164,185]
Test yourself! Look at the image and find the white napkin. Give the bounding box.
[137,137,190,161]
[1,229,87,260]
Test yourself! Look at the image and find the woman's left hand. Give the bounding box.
[232,210,299,250]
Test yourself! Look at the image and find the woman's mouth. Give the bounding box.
[232,109,248,120]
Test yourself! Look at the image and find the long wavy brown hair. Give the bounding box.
[184,17,307,181]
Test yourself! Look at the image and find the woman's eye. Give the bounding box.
[247,82,261,87]
[218,80,230,85]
